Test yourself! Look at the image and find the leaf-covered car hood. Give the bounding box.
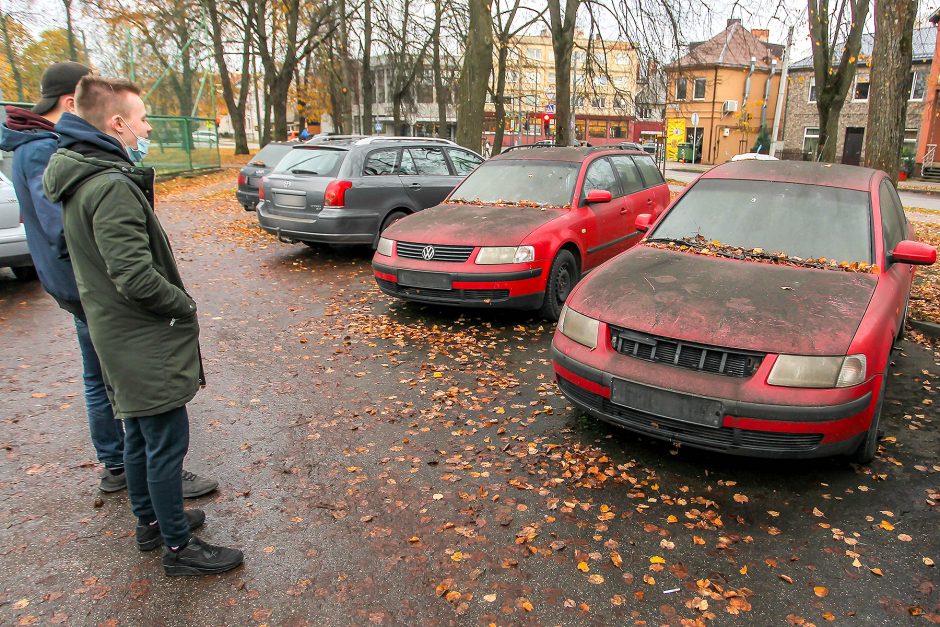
[383,203,567,247]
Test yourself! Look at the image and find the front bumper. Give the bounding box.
[373,260,544,309]
[551,343,874,459]
[0,228,31,267]
[257,202,379,245]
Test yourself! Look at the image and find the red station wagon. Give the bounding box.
[552,161,936,463]
[372,147,671,319]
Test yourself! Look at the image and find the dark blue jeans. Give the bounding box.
[74,317,125,469]
[124,406,191,547]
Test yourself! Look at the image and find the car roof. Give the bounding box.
[702,160,877,191]
[490,146,649,163]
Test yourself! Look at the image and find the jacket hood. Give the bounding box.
[44,148,149,205]
[54,111,131,164]
[569,245,877,356]
[383,203,566,247]
[0,107,57,152]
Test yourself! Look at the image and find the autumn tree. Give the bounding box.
[455,0,493,151]
[807,0,871,162]
[863,0,917,183]
[201,0,254,153]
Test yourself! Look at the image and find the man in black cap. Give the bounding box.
[0,62,218,499]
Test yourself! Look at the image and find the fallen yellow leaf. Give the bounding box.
[814,586,829,597]
[870,568,884,576]
[577,561,590,572]
[650,556,666,564]
[879,520,895,531]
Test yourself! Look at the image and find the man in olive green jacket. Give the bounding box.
[44,75,242,577]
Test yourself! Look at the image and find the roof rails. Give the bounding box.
[304,134,366,143]
[354,136,457,146]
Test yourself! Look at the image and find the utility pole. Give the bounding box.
[770,26,794,158]
[252,52,263,144]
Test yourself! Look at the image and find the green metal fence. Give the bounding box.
[0,103,219,176]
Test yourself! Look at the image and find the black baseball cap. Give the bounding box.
[32,61,92,116]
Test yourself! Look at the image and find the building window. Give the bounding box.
[588,120,608,138]
[507,71,518,84]
[548,72,556,84]
[853,76,870,101]
[613,96,626,109]
[910,70,926,101]
[615,53,631,67]
[574,96,585,107]
[595,74,609,87]
[903,128,918,153]
[591,97,606,109]
[693,77,706,100]
[524,70,539,84]
[573,51,586,63]
[808,77,816,103]
[527,48,542,61]
[676,78,688,100]
[802,127,819,156]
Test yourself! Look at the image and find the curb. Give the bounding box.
[909,318,940,339]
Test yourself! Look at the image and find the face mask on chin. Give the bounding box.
[116,117,151,163]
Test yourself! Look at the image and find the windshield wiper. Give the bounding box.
[646,236,697,246]
[290,168,320,175]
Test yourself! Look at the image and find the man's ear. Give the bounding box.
[62,95,77,114]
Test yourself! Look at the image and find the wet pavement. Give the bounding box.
[1,171,937,626]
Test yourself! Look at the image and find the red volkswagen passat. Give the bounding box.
[372,147,671,319]
[552,160,936,462]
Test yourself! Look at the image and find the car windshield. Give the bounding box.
[273,148,346,176]
[248,144,292,167]
[649,179,873,264]
[447,160,578,207]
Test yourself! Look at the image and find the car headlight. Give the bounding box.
[558,305,599,349]
[475,245,535,264]
[767,354,867,388]
[376,237,394,256]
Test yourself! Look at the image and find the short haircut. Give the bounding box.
[75,75,142,132]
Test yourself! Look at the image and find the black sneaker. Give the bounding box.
[162,536,244,577]
[136,510,206,551]
[99,468,127,493]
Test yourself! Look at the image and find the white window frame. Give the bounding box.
[909,70,926,101]
[693,77,707,101]
[808,77,816,103]
[852,75,870,102]
[526,48,542,61]
[524,70,539,85]
[591,97,606,109]
[802,127,820,154]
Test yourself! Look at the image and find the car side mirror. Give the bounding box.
[890,240,937,265]
[585,189,612,204]
[635,213,654,232]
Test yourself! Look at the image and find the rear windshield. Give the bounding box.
[649,179,873,263]
[447,160,578,207]
[273,147,346,176]
[248,144,292,168]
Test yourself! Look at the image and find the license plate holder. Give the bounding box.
[610,379,723,428]
[398,270,452,290]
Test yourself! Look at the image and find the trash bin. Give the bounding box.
[676,142,692,163]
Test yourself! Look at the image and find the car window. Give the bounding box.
[632,155,665,187]
[448,160,579,207]
[609,155,645,195]
[403,147,451,176]
[272,148,346,176]
[249,143,292,167]
[879,179,907,254]
[447,149,483,176]
[363,148,400,176]
[582,158,622,199]
[650,179,873,263]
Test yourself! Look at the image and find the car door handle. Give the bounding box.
[646,198,653,205]
[620,208,628,215]
[408,183,422,189]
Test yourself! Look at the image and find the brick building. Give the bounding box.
[781,27,935,166]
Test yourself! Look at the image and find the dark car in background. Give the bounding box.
[236,142,294,210]
[256,137,483,247]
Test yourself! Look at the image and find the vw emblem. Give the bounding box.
[422,245,435,260]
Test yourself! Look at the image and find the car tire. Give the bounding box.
[852,372,887,465]
[539,249,578,321]
[11,265,37,281]
[374,211,408,248]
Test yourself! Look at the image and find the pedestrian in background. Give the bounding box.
[43,75,242,576]
[0,62,217,498]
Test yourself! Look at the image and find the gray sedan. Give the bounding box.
[0,171,34,279]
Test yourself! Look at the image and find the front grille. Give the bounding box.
[396,241,474,262]
[557,377,822,453]
[610,326,764,378]
[377,279,509,303]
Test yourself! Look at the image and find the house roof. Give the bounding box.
[669,20,782,70]
[790,25,936,70]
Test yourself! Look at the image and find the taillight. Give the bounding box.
[323,180,352,207]
[259,176,267,201]
[237,173,247,186]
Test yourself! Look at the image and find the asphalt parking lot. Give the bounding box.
[1,171,937,625]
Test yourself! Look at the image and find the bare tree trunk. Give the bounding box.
[361,0,374,133]
[548,0,579,146]
[491,45,510,155]
[455,0,493,151]
[432,0,448,137]
[864,0,916,184]
[202,0,253,153]
[0,13,24,101]
[808,0,870,162]
[62,0,78,61]
[334,0,352,133]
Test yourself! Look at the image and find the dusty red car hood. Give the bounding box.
[570,246,878,355]
[384,203,567,246]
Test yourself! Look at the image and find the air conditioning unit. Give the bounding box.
[722,100,739,114]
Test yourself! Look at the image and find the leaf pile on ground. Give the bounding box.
[646,235,880,274]
[910,221,940,325]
